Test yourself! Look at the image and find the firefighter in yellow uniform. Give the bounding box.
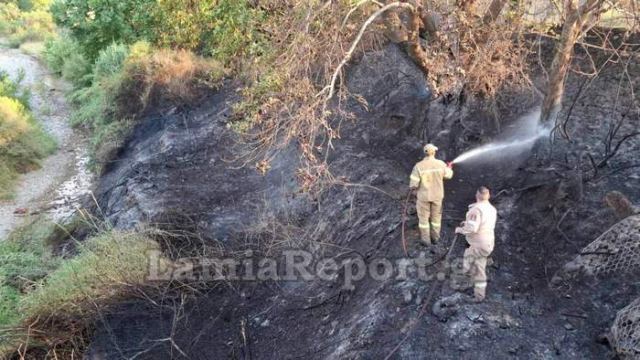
[409,144,454,245]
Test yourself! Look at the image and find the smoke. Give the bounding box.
[452,109,551,164]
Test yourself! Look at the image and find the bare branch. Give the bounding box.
[321,2,417,102]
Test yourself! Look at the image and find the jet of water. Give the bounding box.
[452,109,551,164]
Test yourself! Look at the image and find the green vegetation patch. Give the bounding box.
[0,1,56,48]
[0,215,167,357]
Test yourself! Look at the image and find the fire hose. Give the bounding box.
[400,188,412,256]
[388,231,461,360]
[391,160,459,357]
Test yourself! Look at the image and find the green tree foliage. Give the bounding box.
[0,1,55,46]
[150,0,265,62]
[50,0,265,64]
[50,0,155,59]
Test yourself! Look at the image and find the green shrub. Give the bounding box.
[0,285,20,325]
[61,52,92,88]
[50,0,155,60]
[1,7,55,47]
[150,0,218,50]
[148,0,265,63]
[50,0,265,65]
[0,238,59,290]
[0,72,56,199]
[93,43,129,82]
[202,0,266,63]
[68,85,108,127]
[0,224,169,357]
[0,96,31,145]
[0,3,20,35]
[0,216,66,326]
[0,69,30,108]
[43,35,81,75]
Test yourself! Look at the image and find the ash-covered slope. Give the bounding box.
[87,44,639,359]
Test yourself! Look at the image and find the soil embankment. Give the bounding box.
[87,43,639,358]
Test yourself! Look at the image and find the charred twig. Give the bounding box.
[299,291,342,311]
[561,312,588,319]
[592,163,640,182]
[557,76,589,140]
[596,130,640,169]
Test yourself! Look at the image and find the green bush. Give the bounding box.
[202,0,266,63]
[0,285,20,325]
[0,3,20,35]
[0,72,56,199]
[50,0,155,60]
[68,84,109,127]
[50,0,265,65]
[0,222,169,356]
[0,96,31,147]
[0,237,59,290]
[43,35,81,75]
[0,69,30,108]
[61,52,92,88]
[1,7,55,47]
[93,43,129,82]
[145,0,266,63]
[0,216,65,326]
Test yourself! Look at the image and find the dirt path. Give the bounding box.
[0,48,93,239]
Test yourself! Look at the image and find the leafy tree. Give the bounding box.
[50,0,155,59]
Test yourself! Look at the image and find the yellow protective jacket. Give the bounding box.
[409,156,453,202]
[459,201,497,253]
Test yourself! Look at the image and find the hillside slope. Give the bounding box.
[87,43,639,359]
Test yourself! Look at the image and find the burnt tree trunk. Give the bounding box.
[539,0,606,127]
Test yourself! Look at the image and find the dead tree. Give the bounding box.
[539,0,609,128]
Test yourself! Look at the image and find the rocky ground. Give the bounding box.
[86,41,639,359]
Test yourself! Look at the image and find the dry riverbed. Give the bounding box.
[0,46,93,239]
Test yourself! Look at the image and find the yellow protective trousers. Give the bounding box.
[416,199,442,243]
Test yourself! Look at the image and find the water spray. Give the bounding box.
[450,110,551,165]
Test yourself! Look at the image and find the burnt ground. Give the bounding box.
[86,43,639,359]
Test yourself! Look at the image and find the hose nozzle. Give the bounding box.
[446,161,454,168]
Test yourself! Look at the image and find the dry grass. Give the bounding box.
[120,48,226,115]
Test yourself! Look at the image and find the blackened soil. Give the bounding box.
[87,44,640,359]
